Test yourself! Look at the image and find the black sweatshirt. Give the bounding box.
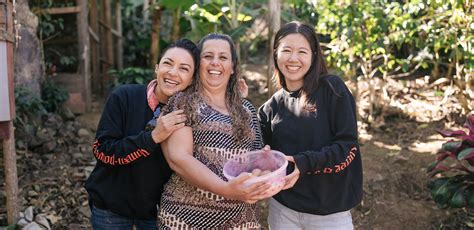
[258,75,363,215]
[85,84,172,220]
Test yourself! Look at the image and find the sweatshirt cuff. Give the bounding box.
[144,131,160,150]
[293,154,311,175]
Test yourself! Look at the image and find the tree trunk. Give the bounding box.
[150,5,161,67]
[89,0,101,93]
[267,0,280,98]
[171,7,181,42]
[115,0,123,70]
[76,0,91,112]
[100,0,114,91]
[14,0,42,97]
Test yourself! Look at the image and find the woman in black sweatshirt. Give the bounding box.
[258,21,363,229]
[85,39,200,229]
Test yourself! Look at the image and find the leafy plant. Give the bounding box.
[427,115,474,209]
[41,79,69,113]
[15,79,69,129]
[109,67,155,87]
[31,1,79,73]
[14,87,46,128]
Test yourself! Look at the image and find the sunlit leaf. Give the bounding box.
[441,141,461,152]
[457,148,474,160]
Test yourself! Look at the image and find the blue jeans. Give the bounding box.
[90,205,157,230]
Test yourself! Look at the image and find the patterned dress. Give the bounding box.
[158,92,263,229]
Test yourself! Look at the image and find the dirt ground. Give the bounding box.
[0,65,471,229]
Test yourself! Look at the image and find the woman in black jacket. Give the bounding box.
[258,21,363,229]
[85,39,200,229]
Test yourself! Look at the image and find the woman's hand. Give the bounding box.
[282,156,300,190]
[222,173,272,203]
[238,79,249,98]
[230,145,285,203]
[151,109,187,143]
[262,145,271,152]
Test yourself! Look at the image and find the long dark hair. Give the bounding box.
[185,33,251,140]
[273,21,329,110]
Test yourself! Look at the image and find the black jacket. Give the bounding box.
[85,84,172,220]
[258,75,363,215]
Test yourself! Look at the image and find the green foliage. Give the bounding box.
[312,0,472,81]
[184,0,264,41]
[109,67,155,87]
[31,1,79,73]
[14,87,46,128]
[122,1,152,67]
[427,115,474,209]
[37,14,64,38]
[41,79,69,113]
[14,80,69,128]
[281,0,317,25]
[161,0,195,10]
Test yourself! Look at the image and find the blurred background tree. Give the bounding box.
[25,0,472,119]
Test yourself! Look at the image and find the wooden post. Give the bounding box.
[100,0,114,89]
[2,121,18,224]
[77,0,91,112]
[0,0,19,224]
[89,0,101,94]
[267,0,280,98]
[115,0,122,70]
[104,0,114,68]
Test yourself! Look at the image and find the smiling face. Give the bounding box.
[276,33,312,91]
[155,47,195,102]
[199,39,234,94]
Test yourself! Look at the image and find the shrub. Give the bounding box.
[427,115,474,209]
[14,87,46,127]
[41,79,69,113]
[109,67,154,87]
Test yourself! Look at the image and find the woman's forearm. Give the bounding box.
[166,152,232,197]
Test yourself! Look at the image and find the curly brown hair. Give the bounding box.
[182,33,251,142]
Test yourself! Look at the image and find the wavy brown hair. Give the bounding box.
[183,33,251,141]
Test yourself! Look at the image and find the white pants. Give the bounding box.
[268,198,354,230]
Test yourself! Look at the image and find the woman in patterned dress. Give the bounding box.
[157,33,273,229]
